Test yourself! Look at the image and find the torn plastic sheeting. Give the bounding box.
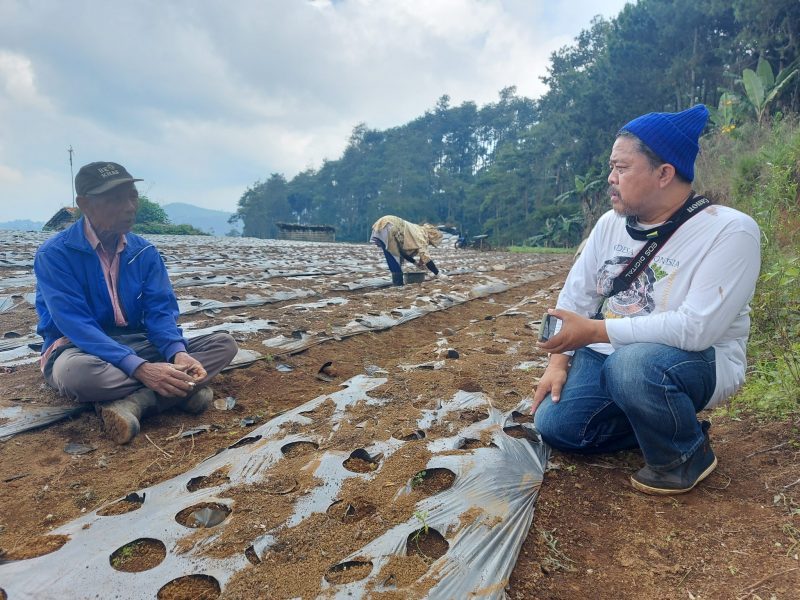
[282,297,349,311]
[0,296,17,313]
[0,332,40,352]
[177,289,317,315]
[222,348,264,371]
[0,403,90,439]
[260,281,532,356]
[171,274,241,288]
[0,374,547,600]
[0,292,36,314]
[182,319,278,338]
[330,276,393,291]
[263,330,332,354]
[0,274,37,291]
[0,344,40,368]
[399,361,445,371]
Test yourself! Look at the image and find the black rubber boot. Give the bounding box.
[98,388,158,445]
[391,271,404,286]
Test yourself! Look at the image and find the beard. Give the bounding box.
[609,185,637,217]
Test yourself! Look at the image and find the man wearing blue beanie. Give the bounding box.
[531,105,761,494]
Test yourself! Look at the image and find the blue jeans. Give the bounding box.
[533,343,716,470]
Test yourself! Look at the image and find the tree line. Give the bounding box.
[232,0,800,247]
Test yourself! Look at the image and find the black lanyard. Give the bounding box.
[594,192,710,317]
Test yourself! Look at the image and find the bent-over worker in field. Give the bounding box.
[531,104,761,495]
[370,215,443,286]
[34,161,238,445]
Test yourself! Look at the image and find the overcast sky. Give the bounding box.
[0,0,630,222]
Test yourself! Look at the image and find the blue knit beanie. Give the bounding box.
[619,104,709,182]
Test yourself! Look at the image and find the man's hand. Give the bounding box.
[172,352,207,382]
[531,354,570,415]
[537,308,609,354]
[134,361,197,398]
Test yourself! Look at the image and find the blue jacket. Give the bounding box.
[35,217,187,376]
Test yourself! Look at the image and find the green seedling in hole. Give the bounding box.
[410,510,431,560]
[411,470,426,489]
[111,542,137,568]
[413,510,429,535]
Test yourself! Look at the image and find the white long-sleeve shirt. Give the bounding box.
[557,204,761,408]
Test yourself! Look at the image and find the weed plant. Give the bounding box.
[700,118,800,418]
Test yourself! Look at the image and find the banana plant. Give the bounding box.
[741,57,799,125]
[708,92,740,133]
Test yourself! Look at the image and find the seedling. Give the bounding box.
[413,510,429,534]
[411,470,426,489]
[110,542,136,568]
[410,510,431,560]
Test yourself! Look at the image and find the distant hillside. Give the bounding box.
[162,203,240,236]
[0,219,45,231]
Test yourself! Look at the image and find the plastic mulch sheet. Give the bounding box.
[0,375,549,599]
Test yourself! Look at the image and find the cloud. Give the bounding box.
[0,0,629,221]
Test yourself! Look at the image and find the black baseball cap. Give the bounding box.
[75,162,143,196]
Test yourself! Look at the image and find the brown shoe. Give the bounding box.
[99,388,158,445]
[180,386,213,415]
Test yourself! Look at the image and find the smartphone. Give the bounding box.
[538,313,561,342]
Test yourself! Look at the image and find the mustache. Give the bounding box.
[608,185,619,196]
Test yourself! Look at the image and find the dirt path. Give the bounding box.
[1,236,798,599]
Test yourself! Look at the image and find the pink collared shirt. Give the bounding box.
[40,220,129,371]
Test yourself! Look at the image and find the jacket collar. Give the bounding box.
[63,217,141,256]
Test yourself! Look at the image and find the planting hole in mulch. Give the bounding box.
[2,534,69,560]
[459,409,490,424]
[262,474,299,495]
[244,545,260,565]
[228,435,262,449]
[406,527,449,562]
[324,560,374,585]
[157,574,221,600]
[109,538,166,572]
[175,503,231,528]
[326,498,377,523]
[392,427,426,441]
[456,380,483,393]
[410,468,456,495]
[97,492,145,516]
[511,410,535,424]
[186,468,231,492]
[343,448,383,473]
[459,437,497,450]
[280,440,319,458]
[503,425,530,439]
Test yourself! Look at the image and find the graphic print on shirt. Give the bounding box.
[596,255,657,317]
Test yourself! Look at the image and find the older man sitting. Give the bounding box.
[34,161,238,444]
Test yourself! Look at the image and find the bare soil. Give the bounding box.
[1,242,798,599]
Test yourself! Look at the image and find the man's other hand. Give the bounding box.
[134,361,197,397]
[173,352,208,382]
[531,354,570,415]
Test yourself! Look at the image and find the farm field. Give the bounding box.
[0,232,797,599]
